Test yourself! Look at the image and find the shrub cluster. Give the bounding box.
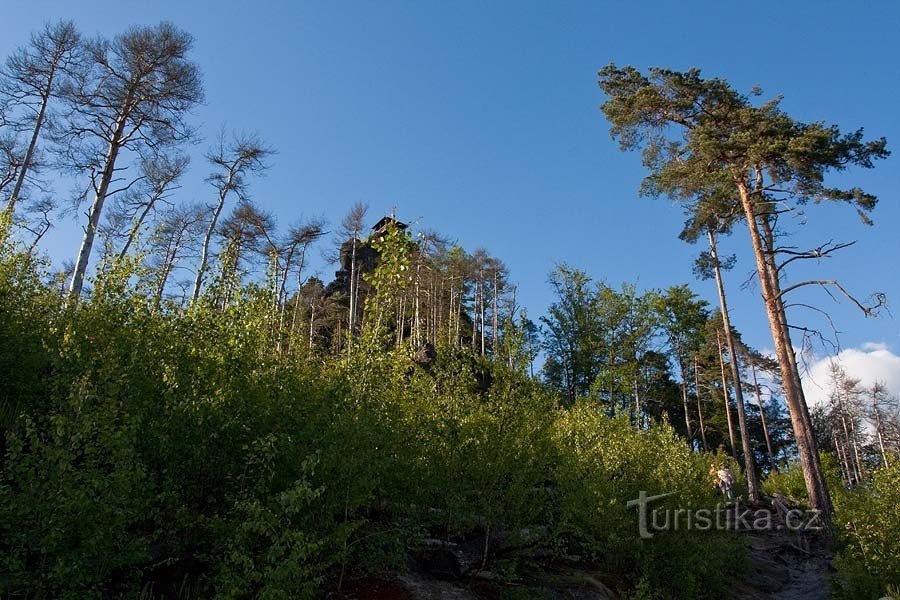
[0,237,743,599]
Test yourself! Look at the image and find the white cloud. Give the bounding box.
[801,343,900,409]
[861,341,889,352]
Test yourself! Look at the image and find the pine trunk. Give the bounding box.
[736,180,832,522]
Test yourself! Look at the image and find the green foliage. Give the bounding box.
[598,64,889,225]
[761,453,845,508]
[832,462,900,599]
[552,403,744,597]
[0,237,744,599]
[763,455,900,598]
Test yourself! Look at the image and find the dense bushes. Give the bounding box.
[0,237,745,598]
[831,462,900,599]
[553,405,744,596]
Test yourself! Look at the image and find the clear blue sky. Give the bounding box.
[3,1,899,360]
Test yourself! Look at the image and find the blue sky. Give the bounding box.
[3,1,899,365]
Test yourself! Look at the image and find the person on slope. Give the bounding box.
[716,465,735,503]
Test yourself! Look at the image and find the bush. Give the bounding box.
[832,462,900,599]
[552,403,744,598]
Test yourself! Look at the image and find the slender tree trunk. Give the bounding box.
[348,235,358,335]
[68,108,129,299]
[492,270,499,355]
[736,179,832,522]
[833,431,850,485]
[479,281,486,356]
[838,405,861,484]
[192,193,228,303]
[6,81,52,218]
[680,369,693,445]
[455,288,462,346]
[448,286,454,346]
[308,302,316,359]
[750,360,776,468]
[472,281,478,351]
[414,262,421,346]
[694,357,708,451]
[118,195,159,261]
[872,390,890,467]
[155,251,176,304]
[708,229,760,501]
[717,329,739,462]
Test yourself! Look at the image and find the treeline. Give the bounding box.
[541,268,792,469]
[0,20,533,366]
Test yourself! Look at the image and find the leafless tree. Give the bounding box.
[108,153,189,260]
[20,197,55,252]
[0,133,22,199]
[276,219,326,352]
[59,22,203,299]
[867,381,897,468]
[340,201,368,338]
[826,362,866,486]
[191,131,272,302]
[1,20,81,216]
[213,202,275,307]
[147,203,205,305]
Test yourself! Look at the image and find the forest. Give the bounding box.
[1,19,899,600]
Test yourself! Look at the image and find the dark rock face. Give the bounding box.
[325,217,408,301]
[324,238,378,301]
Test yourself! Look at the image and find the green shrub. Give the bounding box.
[832,462,900,599]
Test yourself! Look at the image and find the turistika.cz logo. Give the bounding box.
[626,491,823,539]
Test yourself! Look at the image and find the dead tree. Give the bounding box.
[59,22,202,299]
[110,153,189,261]
[1,20,81,217]
[148,203,205,305]
[191,132,272,303]
[749,358,776,468]
[339,202,367,341]
[868,382,896,468]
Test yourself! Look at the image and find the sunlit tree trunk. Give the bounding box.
[736,178,832,521]
[69,108,129,299]
[872,387,890,468]
[679,362,693,446]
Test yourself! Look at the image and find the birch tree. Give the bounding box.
[60,23,203,299]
